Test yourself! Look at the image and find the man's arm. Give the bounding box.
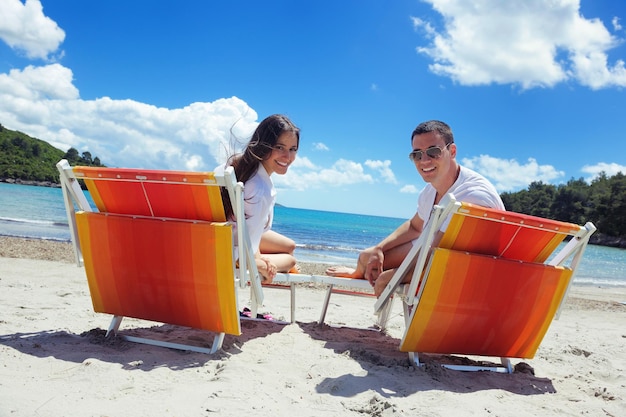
[365,213,424,283]
[378,213,423,252]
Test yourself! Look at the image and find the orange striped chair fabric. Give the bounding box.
[440,202,581,262]
[400,248,573,358]
[76,212,240,335]
[72,166,226,221]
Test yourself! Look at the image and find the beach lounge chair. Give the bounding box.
[374,194,596,372]
[56,159,266,354]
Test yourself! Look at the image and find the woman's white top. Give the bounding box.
[214,163,275,256]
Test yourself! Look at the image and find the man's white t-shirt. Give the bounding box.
[214,163,275,255]
[417,165,505,232]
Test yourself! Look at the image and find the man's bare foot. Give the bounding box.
[325,265,360,278]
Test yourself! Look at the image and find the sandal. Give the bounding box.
[241,307,273,321]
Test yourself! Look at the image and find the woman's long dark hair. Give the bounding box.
[221,114,300,219]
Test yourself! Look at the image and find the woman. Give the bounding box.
[216,114,299,283]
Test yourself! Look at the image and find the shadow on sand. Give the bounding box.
[0,318,287,371]
[298,321,556,398]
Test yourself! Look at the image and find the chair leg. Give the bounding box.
[500,357,513,373]
[290,283,296,323]
[120,334,224,354]
[408,351,421,367]
[211,333,226,353]
[376,296,394,332]
[319,284,334,324]
[106,315,123,337]
[105,314,225,354]
[410,352,514,373]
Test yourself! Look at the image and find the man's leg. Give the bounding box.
[373,265,415,297]
[326,241,413,279]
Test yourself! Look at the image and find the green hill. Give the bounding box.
[0,123,103,185]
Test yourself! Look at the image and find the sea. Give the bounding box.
[1,182,625,287]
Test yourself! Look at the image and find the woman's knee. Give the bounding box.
[260,231,296,254]
[277,254,297,272]
[283,238,296,254]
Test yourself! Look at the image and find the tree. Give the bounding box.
[551,178,589,225]
[81,151,93,164]
[64,147,80,163]
[31,142,41,157]
[598,172,626,236]
[525,181,556,218]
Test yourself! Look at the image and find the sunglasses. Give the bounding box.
[408,143,452,161]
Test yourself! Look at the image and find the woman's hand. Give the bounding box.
[257,256,277,283]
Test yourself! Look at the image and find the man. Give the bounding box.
[326,120,504,296]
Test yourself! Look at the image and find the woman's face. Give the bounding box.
[262,131,298,176]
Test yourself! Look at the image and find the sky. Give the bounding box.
[0,0,625,219]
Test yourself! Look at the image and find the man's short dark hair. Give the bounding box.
[411,120,454,145]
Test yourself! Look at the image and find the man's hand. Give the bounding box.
[364,247,384,286]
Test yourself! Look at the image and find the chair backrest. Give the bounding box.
[72,166,226,221]
[439,202,583,263]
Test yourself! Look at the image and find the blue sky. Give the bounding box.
[1,0,625,219]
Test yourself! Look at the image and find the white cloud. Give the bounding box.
[276,158,399,191]
[275,158,374,191]
[411,16,436,37]
[461,155,564,191]
[612,17,622,31]
[365,159,397,184]
[415,0,626,89]
[0,64,259,170]
[581,162,626,181]
[291,156,317,169]
[0,64,78,100]
[0,0,65,60]
[400,184,419,194]
[312,142,329,151]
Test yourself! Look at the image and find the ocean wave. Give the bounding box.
[0,216,71,242]
[573,276,626,287]
[0,216,68,227]
[295,242,362,254]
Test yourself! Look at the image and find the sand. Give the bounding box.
[0,236,625,416]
